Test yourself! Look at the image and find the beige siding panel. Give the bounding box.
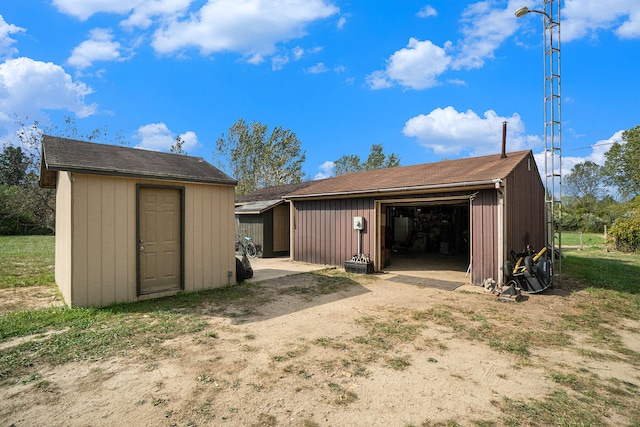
[201,186,213,291]
[101,177,116,305]
[115,179,132,303]
[183,181,194,293]
[210,186,223,286]
[55,171,73,306]
[72,174,89,307]
[180,182,236,289]
[273,204,289,252]
[63,174,235,307]
[86,175,103,307]
[190,184,204,291]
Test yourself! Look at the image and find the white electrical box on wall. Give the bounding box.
[353,216,364,230]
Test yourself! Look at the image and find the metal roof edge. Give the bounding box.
[284,179,502,200]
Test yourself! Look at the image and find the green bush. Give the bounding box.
[580,212,606,233]
[608,197,640,252]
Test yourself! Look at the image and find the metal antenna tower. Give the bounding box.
[515,0,562,286]
[543,0,562,287]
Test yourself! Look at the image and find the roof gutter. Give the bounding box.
[284,178,503,200]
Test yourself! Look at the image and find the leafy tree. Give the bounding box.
[0,145,30,186]
[214,119,306,196]
[602,124,640,200]
[564,161,603,201]
[333,144,400,176]
[170,136,187,155]
[0,115,130,234]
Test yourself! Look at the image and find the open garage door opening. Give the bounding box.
[380,201,470,283]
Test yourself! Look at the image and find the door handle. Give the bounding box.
[139,246,144,251]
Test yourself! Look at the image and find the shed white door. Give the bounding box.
[138,187,182,294]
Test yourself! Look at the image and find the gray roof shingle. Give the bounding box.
[235,181,320,203]
[285,150,535,198]
[39,135,236,188]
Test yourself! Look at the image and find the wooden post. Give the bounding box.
[579,231,583,250]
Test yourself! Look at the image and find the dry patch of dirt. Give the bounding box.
[0,286,63,315]
[1,274,639,426]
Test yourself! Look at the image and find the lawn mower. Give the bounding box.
[503,245,552,295]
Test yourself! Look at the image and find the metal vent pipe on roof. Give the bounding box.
[501,121,508,158]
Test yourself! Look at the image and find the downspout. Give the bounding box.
[495,181,505,285]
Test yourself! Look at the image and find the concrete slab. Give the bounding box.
[243,257,329,282]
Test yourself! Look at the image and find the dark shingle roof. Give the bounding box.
[39,135,236,188]
[235,181,321,203]
[286,150,534,199]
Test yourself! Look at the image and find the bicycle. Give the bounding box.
[236,232,261,258]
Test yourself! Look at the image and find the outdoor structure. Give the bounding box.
[284,150,545,286]
[39,136,237,308]
[235,182,317,257]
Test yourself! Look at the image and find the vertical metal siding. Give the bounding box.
[471,190,498,285]
[237,215,265,250]
[505,154,545,253]
[293,198,375,266]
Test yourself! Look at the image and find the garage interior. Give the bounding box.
[382,202,470,283]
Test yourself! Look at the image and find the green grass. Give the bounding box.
[560,231,605,248]
[0,235,55,288]
[563,247,640,295]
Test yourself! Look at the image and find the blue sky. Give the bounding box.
[1,1,639,182]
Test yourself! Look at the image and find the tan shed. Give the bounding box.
[39,135,238,308]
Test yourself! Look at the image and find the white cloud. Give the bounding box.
[68,28,127,69]
[417,5,437,18]
[0,15,24,60]
[121,0,191,29]
[271,55,289,71]
[451,0,520,70]
[271,45,321,70]
[314,160,334,180]
[367,1,538,90]
[151,0,338,60]
[134,122,200,152]
[584,130,624,165]
[51,0,143,21]
[307,62,329,74]
[0,57,96,123]
[403,106,541,156]
[563,0,640,41]
[366,38,451,90]
[337,15,348,29]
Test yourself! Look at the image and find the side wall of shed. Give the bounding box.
[68,174,236,307]
[183,180,237,293]
[55,171,73,306]
[236,214,266,253]
[504,154,545,253]
[292,198,375,266]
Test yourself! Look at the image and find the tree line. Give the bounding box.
[1,117,399,235]
[3,115,638,251]
[562,125,640,251]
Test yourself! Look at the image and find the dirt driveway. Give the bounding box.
[1,265,639,426]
